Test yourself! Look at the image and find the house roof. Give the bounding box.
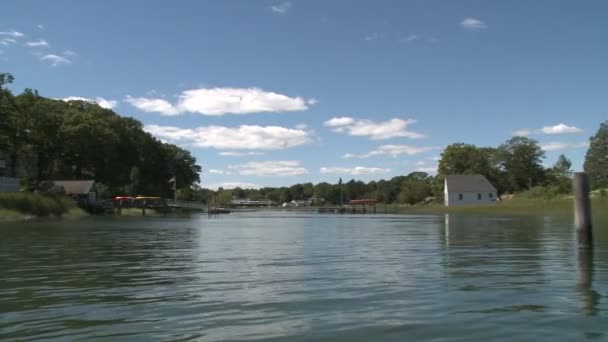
[445,174,496,193]
[52,180,96,195]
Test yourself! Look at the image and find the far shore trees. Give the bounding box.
[584,121,608,190]
[0,73,201,197]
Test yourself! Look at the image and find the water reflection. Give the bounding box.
[577,249,600,316]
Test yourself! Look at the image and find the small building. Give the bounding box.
[444,175,497,207]
[52,180,97,207]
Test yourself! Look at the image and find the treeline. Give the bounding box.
[185,124,608,206]
[0,73,201,197]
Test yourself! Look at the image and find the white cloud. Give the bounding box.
[512,129,532,136]
[402,34,418,42]
[513,123,583,136]
[40,54,71,66]
[229,161,308,176]
[62,96,118,109]
[0,30,24,38]
[271,1,292,14]
[460,18,486,30]
[364,33,380,41]
[218,151,264,157]
[125,95,178,115]
[126,87,314,116]
[324,117,355,127]
[0,38,16,46]
[540,123,583,135]
[144,124,313,150]
[416,166,437,174]
[208,182,261,190]
[343,144,440,159]
[208,169,225,174]
[63,50,77,57]
[541,141,589,152]
[26,39,49,47]
[324,117,424,140]
[320,166,391,175]
[37,24,45,30]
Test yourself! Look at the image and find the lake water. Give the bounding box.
[1,211,607,341]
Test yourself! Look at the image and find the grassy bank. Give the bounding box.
[382,196,608,217]
[0,192,87,220]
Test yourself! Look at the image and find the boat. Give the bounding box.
[208,207,231,214]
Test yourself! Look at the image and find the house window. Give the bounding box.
[489,193,493,199]
[478,193,482,200]
[458,193,463,200]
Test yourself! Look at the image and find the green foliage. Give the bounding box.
[0,192,76,216]
[497,136,546,192]
[0,74,201,197]
[584,121,608,190]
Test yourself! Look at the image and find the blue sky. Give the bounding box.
[2,1,607,189]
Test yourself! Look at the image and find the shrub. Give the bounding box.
[0,192,76,217]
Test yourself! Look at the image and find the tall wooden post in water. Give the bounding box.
[573,172,592,249]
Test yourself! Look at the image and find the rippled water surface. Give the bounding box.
[1,211,607,341]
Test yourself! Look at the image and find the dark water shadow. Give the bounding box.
[577,249,600,317]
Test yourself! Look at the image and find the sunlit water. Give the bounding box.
[1,211,607,341]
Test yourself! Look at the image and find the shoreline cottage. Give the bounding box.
[444,174,497,207]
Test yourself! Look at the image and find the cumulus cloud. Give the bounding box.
[271,1,292,14]
[208,169,225,174]
[218,151,264,157]
[144,124,313,150]
[125,87,314,116]
[541,141,589,152]
[0,30,25,37]
[26,39,49,47]
[343,144,439,159]
[62,96,118,109]
[229,161,308,176]
[125,96,178,115]
[324,117,424,140]
[460,18,486,30]
[513,123,583,136]
[40,54,71,66]
[320,166,391,175]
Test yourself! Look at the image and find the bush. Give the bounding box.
[519,186,565,200]
[0,192,76,217]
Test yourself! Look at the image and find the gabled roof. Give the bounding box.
[52,180,96,195]
[445,174,496,193]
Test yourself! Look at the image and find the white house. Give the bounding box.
[444,174,497,207]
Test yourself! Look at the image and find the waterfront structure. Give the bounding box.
[444,174,497,207]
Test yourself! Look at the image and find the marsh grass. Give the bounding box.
[383,197,608,217]
[0,192,80,217]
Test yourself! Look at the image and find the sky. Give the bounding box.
[2,0,607,189]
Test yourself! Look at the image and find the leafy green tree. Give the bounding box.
[584,121,608,189]
[497,136,545,192]
[397,172,432,204]
[0,73,15,153]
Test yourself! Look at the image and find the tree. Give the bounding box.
[552,154,572,178]
[397,172,432,204]
[438,143,494,176]
[584,121,608,189]
[0,73,15,152]
[497,136,545,192]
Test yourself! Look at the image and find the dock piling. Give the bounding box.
[573,172,592,249]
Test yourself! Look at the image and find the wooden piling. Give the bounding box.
[573,172,592,249]
[142,200,147,216]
